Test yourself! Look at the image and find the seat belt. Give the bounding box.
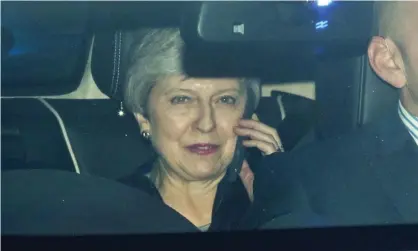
[38,98,81,174]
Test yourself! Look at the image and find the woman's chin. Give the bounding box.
[184,161,226,181]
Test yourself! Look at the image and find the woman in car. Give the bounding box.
[119,28,283,231]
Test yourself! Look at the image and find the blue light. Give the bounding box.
[8,47,27,56]
[317,0,332,7]
[315,20,328,30]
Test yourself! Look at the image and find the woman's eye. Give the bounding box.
[219,96,237,105]
[171,96,191,104]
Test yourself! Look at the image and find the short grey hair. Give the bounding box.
[123,28,261,115]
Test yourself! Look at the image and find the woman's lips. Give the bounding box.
[186,144,219,156]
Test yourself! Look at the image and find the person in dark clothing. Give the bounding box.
[118,28,285,231]
[256,1,418,228]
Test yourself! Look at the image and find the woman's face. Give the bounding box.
[135,75,247,181]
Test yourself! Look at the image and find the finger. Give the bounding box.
[240,120,281,147]
[239,160,254,201]
[239,119,282,147]
[239,160,254,184]
[235,127,278,149]
[243,139,278,155]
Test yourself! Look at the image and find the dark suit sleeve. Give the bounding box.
[252,152,325,229]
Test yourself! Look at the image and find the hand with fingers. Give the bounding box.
[235,118,284,201]
[235,119,284,156]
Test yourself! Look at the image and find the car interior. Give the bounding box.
[1,0,406,241]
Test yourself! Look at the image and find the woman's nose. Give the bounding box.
[195,103,216,133]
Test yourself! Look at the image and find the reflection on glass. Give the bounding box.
[317,0,332,7]
[315,20,328,30]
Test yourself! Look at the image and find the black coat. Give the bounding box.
[257,105,418,228]
[119,163,252,231]
[119,158,322,231]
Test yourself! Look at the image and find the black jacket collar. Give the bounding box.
[368,106,418,222]
[371,104,417,155]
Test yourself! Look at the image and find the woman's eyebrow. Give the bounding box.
[163,88,194,95]
[213,88,241,95]
[162,85,240,96]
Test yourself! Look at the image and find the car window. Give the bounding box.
[262,82,315,100]
[2,1,417,240]
[1,2,90,96]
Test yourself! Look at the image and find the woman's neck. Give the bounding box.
[149,160,224,228]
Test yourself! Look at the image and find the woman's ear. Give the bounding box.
[134,113,151,134]
[368,36,407,89]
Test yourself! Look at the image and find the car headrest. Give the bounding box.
[91,31,132,101]
[358,4,399,126]
[358,55,399,125]
[315,53,399,140]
